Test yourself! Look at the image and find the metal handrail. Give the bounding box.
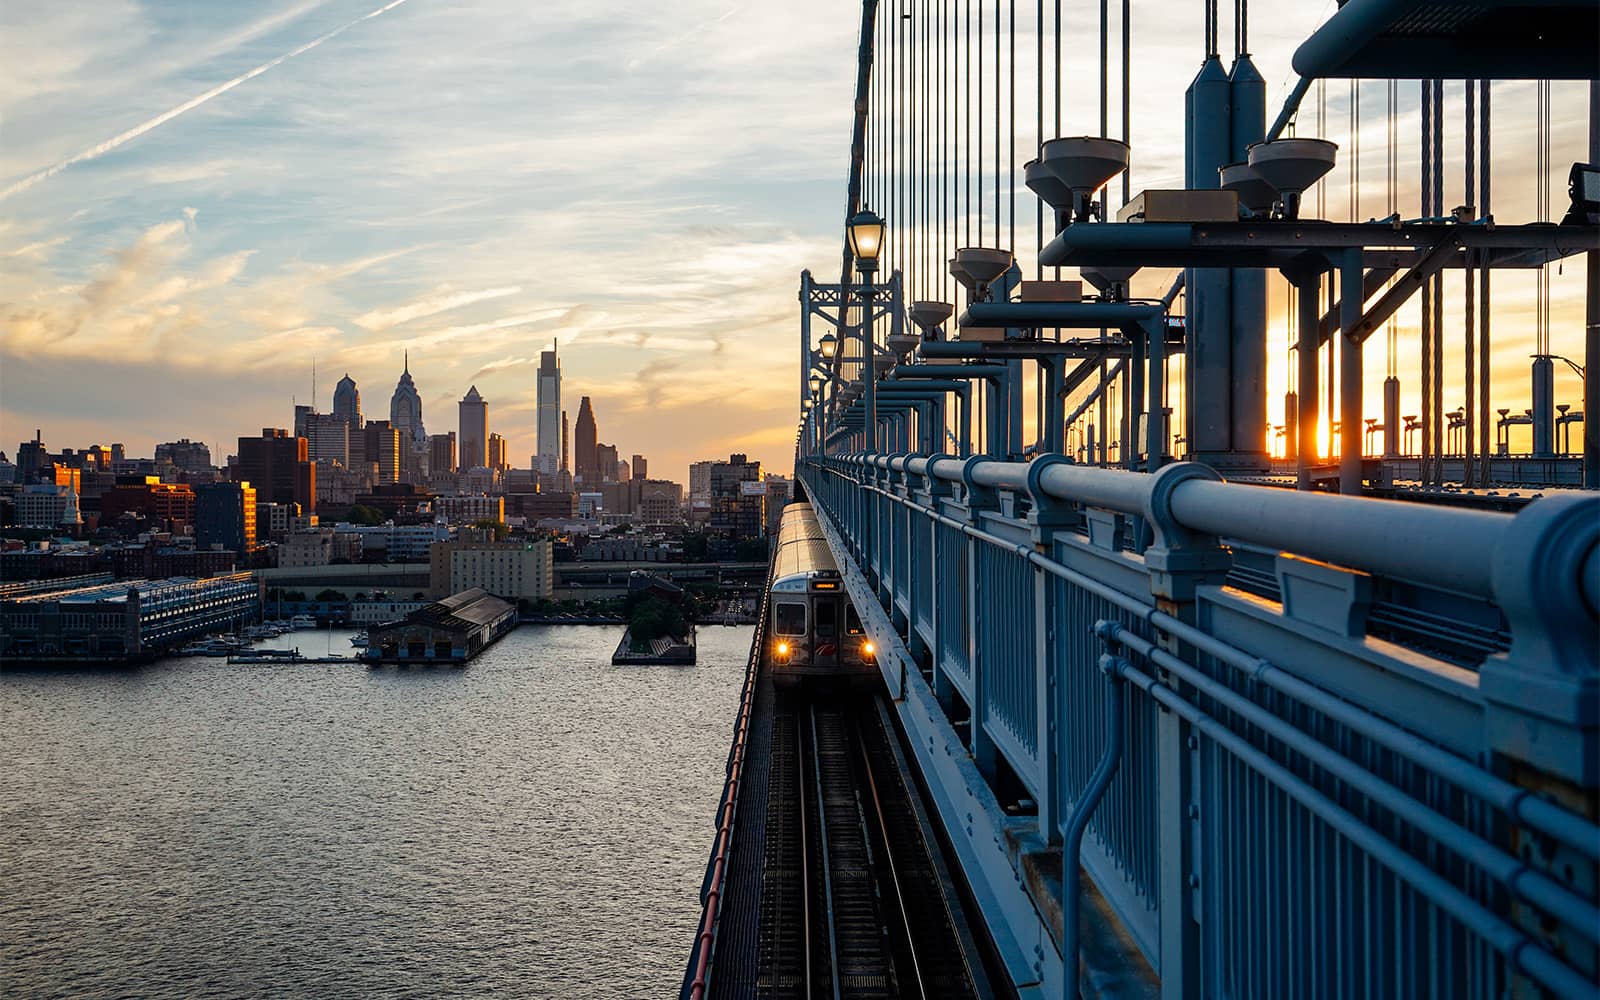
[683,578,769,1000]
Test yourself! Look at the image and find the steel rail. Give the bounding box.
[854,709,929,1000]
[809,706,845,1000]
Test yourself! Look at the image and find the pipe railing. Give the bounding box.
[798,451,1600,997]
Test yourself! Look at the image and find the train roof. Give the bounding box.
[771,502,839,591]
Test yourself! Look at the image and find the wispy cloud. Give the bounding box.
[0,0,412,202]
[354,285,522,331]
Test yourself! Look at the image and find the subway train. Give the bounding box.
[766,502,878,688]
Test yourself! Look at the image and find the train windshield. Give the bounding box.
[774,602,806,635]
[815,600,836,638]
[845,605,863,635]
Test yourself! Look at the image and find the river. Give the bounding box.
[1,624,752,998]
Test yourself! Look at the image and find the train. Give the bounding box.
[765,502,878,688]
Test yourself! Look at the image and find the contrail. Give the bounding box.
[0,0,411,202]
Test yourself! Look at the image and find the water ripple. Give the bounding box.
[1,625,751,999]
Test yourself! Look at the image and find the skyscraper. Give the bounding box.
[459,386,488,470]
[237,429,315,513]
[304,413,350,466]
[574,396,598,484]
[488,432,508,472]
[332,374,362,430]
[537,342,561,476]
[631,454,648,480]
[429,432,457,475]
[389,353,426,446]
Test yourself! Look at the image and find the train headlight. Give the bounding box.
[862,641,875,658]
[776,641,790,659]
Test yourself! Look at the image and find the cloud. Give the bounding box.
[354,285,523,331]
[0,0,412,202]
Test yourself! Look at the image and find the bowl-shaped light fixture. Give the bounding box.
[1246,138,1337,220]
[818,332,838,359]
[949,247,1015,301]
[808,374,822,393]
[847,209,887,273]
[908,300,953,335]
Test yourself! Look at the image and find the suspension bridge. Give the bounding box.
[686,1,1600,996]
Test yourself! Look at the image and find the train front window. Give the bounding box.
[774,602,806,636]
[845,605,863,635]
[814,599,836,638]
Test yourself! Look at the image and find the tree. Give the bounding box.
[347,504,385,526]
[680,532,709,561]
[470,519,510,541]
[314,589,345,603]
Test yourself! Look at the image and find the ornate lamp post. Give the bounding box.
[847,209,886,451]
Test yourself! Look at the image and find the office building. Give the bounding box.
[388,353,426,446]
[631,454,648,480]
[429,537,553,601]
[435,494,504,524]
[709,454,764,540]
[236,429,315,512]
[99,477,196,528]
[537,343,561,476]
[332,373,362,430]
[429,432,457,476]
[459,386,489,471]
[574,396,598,484]
[596,442,619,483]
[13,484,83,529]
[304,412,350,466]
[154,439,213,473]
[488,433,509,472]
[689,460,715,501]
[195,481,257,553]
[363,421,402,485]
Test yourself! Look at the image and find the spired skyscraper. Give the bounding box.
[389,353,426,446]
[459,385,489,471]
[536,342,561,477]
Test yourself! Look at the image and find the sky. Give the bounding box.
[1,1,1592,480]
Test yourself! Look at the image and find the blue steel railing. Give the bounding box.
[800,452,1599,998]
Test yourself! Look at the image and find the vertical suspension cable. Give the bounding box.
[1008,0,1015,254]
[1100,0,1109,135]
[1465,78,1476,476]
[1120,0,1130,204]
[1420,79,1432,472]
[1431,78,1444,474]
[994,0,1001,246]
[1386,77,1398,378]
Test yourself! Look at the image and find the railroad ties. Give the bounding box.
[754,695,988,1000]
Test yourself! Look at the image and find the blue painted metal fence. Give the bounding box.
[800,452,1599,998]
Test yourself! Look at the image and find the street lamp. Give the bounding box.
[848,208,886,452]
[808,374,822,394]
[846,209,886,271]
[818,332,838,360]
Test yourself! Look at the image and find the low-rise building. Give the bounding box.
[428,536,553,601]
[436,493,504,524]
[0,572,259,661]
[364,588,515,662]
[14,484,83,530]
[332,521,451,562]
[279,528,361,568]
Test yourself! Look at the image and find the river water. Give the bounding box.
[1,625,753,999]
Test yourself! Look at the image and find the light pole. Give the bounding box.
[847,209,886,452]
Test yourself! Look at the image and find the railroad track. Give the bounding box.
[758,696,986,1000]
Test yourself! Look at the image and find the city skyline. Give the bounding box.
[2,2,1591,475]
